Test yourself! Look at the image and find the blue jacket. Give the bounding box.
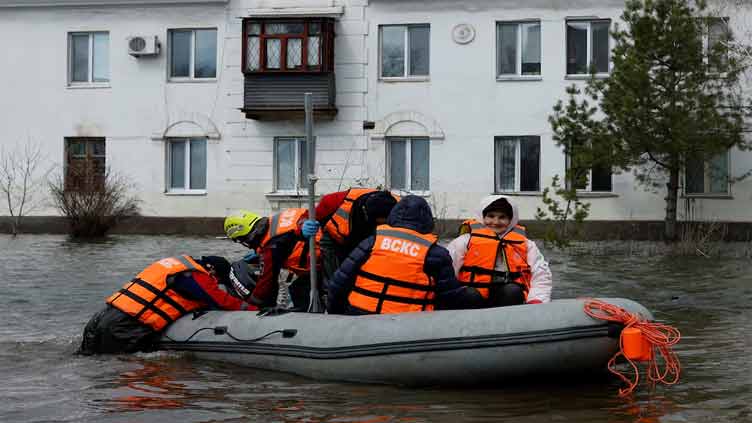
[327,195,484,314]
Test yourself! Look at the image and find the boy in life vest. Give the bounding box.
[447,196,552,306]
[223,208,320,309]
[327,195,485,315]
[299,189,399,288]
[78,255,256,355]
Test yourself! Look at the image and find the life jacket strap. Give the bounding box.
[129,277,187,322]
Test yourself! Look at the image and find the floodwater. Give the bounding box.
[0,235,749,422]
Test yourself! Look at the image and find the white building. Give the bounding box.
[0,0,750,232]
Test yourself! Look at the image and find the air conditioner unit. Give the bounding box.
[127,35,160,57]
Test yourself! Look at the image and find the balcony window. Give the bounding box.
[243,19,334,73]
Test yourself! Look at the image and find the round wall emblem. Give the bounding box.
[452,23,476,44]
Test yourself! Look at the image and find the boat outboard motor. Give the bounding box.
[225,259,260,301]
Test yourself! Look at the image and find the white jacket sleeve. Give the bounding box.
[525,240,552,303]
[446,234,470,276]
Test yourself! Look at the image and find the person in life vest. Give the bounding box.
[78,255,256,355]
[223,208,320,309]
[299,188,399,289]
[447,195,552,306]
[327,195,485,315]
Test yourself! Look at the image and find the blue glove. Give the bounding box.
[301,220,320,239]
[242,250,257,263]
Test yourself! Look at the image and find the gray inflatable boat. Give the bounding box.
[158,298,651,385]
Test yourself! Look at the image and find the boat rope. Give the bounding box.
[163,327,297,344]
[583,299,681,397]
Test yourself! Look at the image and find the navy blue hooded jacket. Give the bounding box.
[327,195,484,314]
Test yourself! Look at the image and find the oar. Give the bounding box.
[305,93,323,313]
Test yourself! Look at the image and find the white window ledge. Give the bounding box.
[67,83,111,89]
[575,192,619,198]
[496,76,543,82]
[565,74,609,80]
[379,77,430,83]
[390,190,431,197]
[265,191,321,199]
[493,191,543,196]
[682,194,733,200]
[165,190,207,196]
[167,78,218,84]
[244,6,344,18]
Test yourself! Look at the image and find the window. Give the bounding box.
[565,149,613,192]
[274,137,312,192]
[387,137,430,192]
[497,21,541,77]
[566,20,610,75]
[703,18,729,71]
[243,20,334,73]
[494,136,540,192]
[169,29,217,79]
[167,138,207,192]
[65,138,105,191]
[686,152,729,195]
[68,32,109,85]
[380,24,430,78]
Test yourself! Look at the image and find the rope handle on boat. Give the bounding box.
[163,327,297,344]
[583,299,681,397]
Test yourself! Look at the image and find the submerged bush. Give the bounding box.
[49,168,140,238]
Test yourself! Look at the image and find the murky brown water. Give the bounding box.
[0,235,749,422]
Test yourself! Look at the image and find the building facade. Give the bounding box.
[0,0,750,232]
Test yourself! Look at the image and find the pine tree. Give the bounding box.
[550,0,751,240]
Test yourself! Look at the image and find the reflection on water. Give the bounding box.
[0,235,750,422]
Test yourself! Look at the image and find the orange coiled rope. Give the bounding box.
[583,298,681,397]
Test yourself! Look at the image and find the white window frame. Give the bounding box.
[167,28,218,82]
[496,20,542,79]
[379,24,430,80]
[273,137,313,194]
[684,150,730,196]
[67,31,109,87]
[565,19,611,77]
[494,136,541,193]
[564,152,613,193]
[702,17,729,72]
[386,137,430,195]
[166,138,207,194]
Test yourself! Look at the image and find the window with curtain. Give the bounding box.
[494,136,540,192]
[686,152,729,195]
[169,28,217,79]
[566,19,610,75]
[65,137,106,191]
[68,32,109,85]
[387,137,430,191]
[496,21,541,77]
[244,20,333,73]
[380,24,430,78]
[167,138,207,192]
[274,137,312,192]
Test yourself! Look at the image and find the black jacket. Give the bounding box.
[327,195,484,314]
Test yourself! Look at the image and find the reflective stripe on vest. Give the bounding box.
[106,255,207,331]
[264,208,308,244]
[348,225,437,314]
[323,188,377,244]
[457,219,532,300]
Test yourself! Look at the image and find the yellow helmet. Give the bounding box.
[224,210,262,241]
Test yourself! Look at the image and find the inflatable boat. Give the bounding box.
[157,298,651,386]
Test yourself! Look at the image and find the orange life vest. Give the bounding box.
[457,219,532,300]
[323,188,377,244]
[348,225,437,314]
[106,255,207,331]
[260,208,320,275]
